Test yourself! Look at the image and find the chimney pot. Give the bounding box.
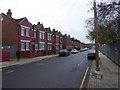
[7,9,12,18]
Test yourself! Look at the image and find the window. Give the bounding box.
[26,28,29,37]
[50,34,51,40]
[21,25,30,37]
[39,42,45,50]
[21,27,25,36]
[21,42,25,51]
[56,36,59,42]
[34,31,36,38]
[21,40,30,51]
[56,45,59,50]
[40,31,44,39]
[60,44,62,49]
[60,37,62,43]
[47,33,51,40]
[47,33,49,40]
[48,45,52,50]
[26,42,29,50]
[50,46,52,50]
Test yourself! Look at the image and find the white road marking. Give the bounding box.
[79,60,84,65]
[5,70,14,74]
[77,59,85,67]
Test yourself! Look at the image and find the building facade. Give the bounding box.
[1,9,82,61]
[15,17,32,58]
[31,22,46,57]
[1,9,18,58]
[52,29,63,54]
[45,27,53,55]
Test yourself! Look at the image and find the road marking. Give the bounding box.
[80,67,89,90]
[79,60,84,65]
[4,70,14,74]
[77,59,84,67]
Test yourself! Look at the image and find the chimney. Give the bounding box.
[37,22,40,25]
[68,35,70,38]
[53,28,55,31]
[7,9,12,18]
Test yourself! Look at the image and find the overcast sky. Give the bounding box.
[0,0,112,43]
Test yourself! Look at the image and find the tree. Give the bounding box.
[86,1,120,45]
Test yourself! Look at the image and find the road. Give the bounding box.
[2,50,92,88]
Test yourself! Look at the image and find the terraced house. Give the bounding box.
[52,29,63,54]
[1,9,81,61]
[1,9,17,61]
[45,27,53,55]
[32,22,46,57]
[15,17,32,58]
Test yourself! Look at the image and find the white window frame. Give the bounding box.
[56,45,59,50]
[60,37,62,43]
[34,30,36,38]
[21,40,30,51]
[47,33,51,40]
[50,34,52,40]
[47,43,52,50]
[40,31,45,39]
[39,42,45,50]
[47,33,49,40]
[56,35,59,41]
[26,28,29,37]
[21,42,25,51]
[21,25,30,37]
[26,42,29,50]
[21,27,25,36]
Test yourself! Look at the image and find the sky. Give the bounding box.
[0,0,113,44]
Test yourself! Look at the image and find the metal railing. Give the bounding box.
[99,42,120,66]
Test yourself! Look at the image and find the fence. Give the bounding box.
[2,45,16,57]
[99,42,120,66]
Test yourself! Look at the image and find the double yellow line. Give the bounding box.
[80,67,90,90]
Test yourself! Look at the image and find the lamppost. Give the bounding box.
[93,0,100,71]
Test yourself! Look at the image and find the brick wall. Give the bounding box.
[2,13,17,46]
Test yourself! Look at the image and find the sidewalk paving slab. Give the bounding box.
[87,52,119,89]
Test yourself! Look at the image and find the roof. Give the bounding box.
[14,17,25,23]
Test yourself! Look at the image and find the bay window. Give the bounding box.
[39,42,45,51]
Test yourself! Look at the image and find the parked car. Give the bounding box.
[71,49,78,54]
[87,49,96,60]
[80,48,89,52]
[59,49,71,56]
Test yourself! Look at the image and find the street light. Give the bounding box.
[93,0,100,71]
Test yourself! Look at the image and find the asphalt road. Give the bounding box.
[2,50,92,88]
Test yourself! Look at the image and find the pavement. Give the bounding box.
[87,52,120,89]
[0,54,58,68]
[0,52,120,89]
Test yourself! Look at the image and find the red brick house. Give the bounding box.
[74,39,81,50]
[62,34,72,50]
[1,9,33,58]
[70,38,75,49]
[45,27,53,55]
[15,17,32,58]
[52,29,62,54]
[58,31,63,50]
[1,9,19,60]
[62,34,81,51]
[32,22,46,56]
[1,9,82,60]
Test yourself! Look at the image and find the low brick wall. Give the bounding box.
[0,50,10,62]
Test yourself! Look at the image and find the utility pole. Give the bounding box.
[93,0,100,71]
